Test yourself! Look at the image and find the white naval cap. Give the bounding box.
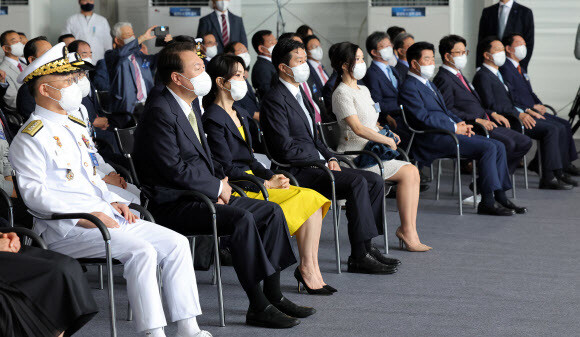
[17,42,85,84]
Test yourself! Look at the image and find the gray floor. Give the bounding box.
[75,158,580,337]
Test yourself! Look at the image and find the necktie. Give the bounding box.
[130,55,145,101]
[385,66,398,89]
[456,72,471,93]
[497,70,505,84]
[188,109,202,143]
[498,4,509,39]
[296,91,324,160]
[517,64,522,75]
[221,14,229,46]
[17,63,23,72]
[317,64,328,85]
[301,83,322,123]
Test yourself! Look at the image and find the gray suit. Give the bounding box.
[0,58,22,109]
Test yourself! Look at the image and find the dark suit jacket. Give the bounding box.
[499,59,541,110]
[433,67,493,122]
[398,75,462,164]
[202,104,274,189]
[133,87,225,204]
[394,61,409,80]
[363,62,402,122]
[105,39,156,114]
[477,1,534,70]
[91,59,110,92]
[260,80,333,166]
[16,83,34,120]
[196,11,248,53]
[82,83,103,124]
[305,70,330,123]
[251,57,277,99]
[472,66,520,117]
[306,61,329,99]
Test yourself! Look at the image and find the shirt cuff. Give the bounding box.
[515,107,524,114]
[0,82,8,88]
[218,181,222,199]
[453,123,457,132]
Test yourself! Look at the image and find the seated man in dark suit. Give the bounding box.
[399,41,525,216]
[200,32,218,64]
[473,36,576,189]
[91,58,110,92]
[500,33,579,176]
[251,30,277,98]
[133,42,310,329]
[16,36,52,120]
[393,32,414,80]
[434,34,532,175]
[196,0,248,53]
[261,38,400,274]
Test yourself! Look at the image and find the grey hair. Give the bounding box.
[112,22,132,39]
[393,32,415,51]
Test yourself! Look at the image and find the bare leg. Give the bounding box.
[386,164,422,245]
[294,207,325,289]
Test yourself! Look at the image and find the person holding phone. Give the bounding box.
[331,42,430,252]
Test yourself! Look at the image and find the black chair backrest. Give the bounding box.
[0,108,14,144]
[399,105,419,154]
[0,226,47,249]
[95,90,112,113]
[318,121,341,151]
[114,126,137,155]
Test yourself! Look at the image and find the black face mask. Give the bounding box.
[80,3,94,12]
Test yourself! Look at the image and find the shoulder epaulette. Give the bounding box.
[21,120,43,137]
[68,115,86,127]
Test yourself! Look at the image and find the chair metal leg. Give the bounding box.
[512,174,516,199]
[381,172,388,255]
[472,160,477,209]
[211,261,217,286]
[98,265,104,290]
[523,155,529,189]
[430,163,434,181]
[537,146,543,179]
[211,214,225,327]
[127,301,133,321]
[331,179,341,274]
[105,241,118,337]
[436,160,442,200]
[457,148,463,216]
[452,159,457,196]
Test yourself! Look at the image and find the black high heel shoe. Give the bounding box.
[323,285,337,293]
[294,267,332,295]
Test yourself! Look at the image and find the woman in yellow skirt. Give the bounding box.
[202,54,333,294]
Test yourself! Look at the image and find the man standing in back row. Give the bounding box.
[197,0,248,53]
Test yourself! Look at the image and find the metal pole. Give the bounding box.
[331,179,341,274]
[212,214,225,327]
[105,241,117,337]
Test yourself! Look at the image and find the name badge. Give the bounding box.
[92,26,96,34]
[141,61,150,69]
[312,84,318,94]
[523,73,530,81]
[373,102,381,113]
[89,152,99,166]
[0,129,5,140]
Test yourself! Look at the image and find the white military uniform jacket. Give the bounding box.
[9,105,128,240]
[62,13,113,62]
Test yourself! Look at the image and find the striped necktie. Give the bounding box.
[221,14,229,46]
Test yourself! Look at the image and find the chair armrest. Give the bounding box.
[109,162,134,184]
[498,113,524,133]
[471,121,490,138]
[543,104,557,115]
[128,203,154,222]
[230,175,269,201]
[179,191,217,213]
[28,210,111,242]
[272,169,300,187]
[229,184,248,197]
[0,189,13,227]
[397,148,410,162]
[288,161,336,183]
[0,226,47,249]
[421,128,460,145]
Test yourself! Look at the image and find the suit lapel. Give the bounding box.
[505,2,519,34]
[210,14,224,45]
[372,63,396,92]
[280,83,315,139]
[239,113,254,152]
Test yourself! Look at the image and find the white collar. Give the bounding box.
[307,59,321,67]
[167,86,195,118]
[279,77,300,98]
[214,9,229,17]
[507,57,519,68]
[258,55,272,62]
[482,63,499,75]
[408,71,428,85]
[441,64,459,75]
[33,104,70,124]
[500,0,514,8]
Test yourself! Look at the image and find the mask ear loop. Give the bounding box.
[43,83,63,103]
[176,73,195,92]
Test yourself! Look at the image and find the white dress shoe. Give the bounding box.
[176,331,213,337]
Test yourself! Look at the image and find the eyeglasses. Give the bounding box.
[450,50,469,56]
[43,75,80,86]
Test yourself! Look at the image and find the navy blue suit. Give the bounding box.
[394,61,409,81]
[399,74,512,194]
[477,1,534,70]
[233,80,262,152]
[363,62,401,118]
[434,66,532,174]
[306,61,329,100]
[105,39,156,114]
[16,83,34,120]
[473,66,574,173]
[133,87,295,291]
[91,59,110,92]
[261,80,384,245]
[251,57,277,99]
[322,71,337,116]
[196,11,248,53]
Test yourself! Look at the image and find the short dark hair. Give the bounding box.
[386,26,405,41]
[0,30,17,47]
[438,34,467,60]
[479,35,500,55]
[366,31,389,56]
[406,41,435,64]
[251,30,272,53]
[24,36,49,65]
[330,42,359,92]
[296,25,313,40]
[302,35,320,49]
[58,34,75,43]
[202,54,245,108]
[501,32,523,48]
[271,38,305,73]
[200,32,215,42]
[393,32,414,51]
[278,32,301,42]
[68,39,89,53]
[172,35,196,44]
[224,41,241,55]
[157,42,197,85]
[17,32,27,37]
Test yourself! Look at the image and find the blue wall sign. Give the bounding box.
[0,7,8,16]
[169,7,201,17]
[392,7,426,18]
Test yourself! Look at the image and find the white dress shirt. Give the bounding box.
[214,9,230,41]
[258,55,272,62]
[308,59,327,85]
[63,13,113,62]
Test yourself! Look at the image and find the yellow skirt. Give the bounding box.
[234,185,330,235]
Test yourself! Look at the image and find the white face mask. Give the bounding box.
[225,79,248,101]
[215,0,229,12]
[179,71,212,97]
[78,76,91,98]
[419,63,435,79]
[309,46,323,61]
[205,45,218,59]
[46,83,83,111]
[82,57,94,65]
[379,46,394,61]
[286,62,310,83]
[238,52,251,68]
[452,54,468,70]
[267,44,275,55]
[387,57,397,67]
[491,51,506,67]
[352,62,367,80]
[123,36,136,45]
[9,42,25,57]
[514,45,527,61]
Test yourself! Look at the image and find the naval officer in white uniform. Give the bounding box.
[9,42,211,337]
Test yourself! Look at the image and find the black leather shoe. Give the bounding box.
[323,284,337,293]
[219,247,233,266]
[367,245,401,266]
[557,174,578,187]
[565,164,580,176]
[270,296,316,318]
[347,253,398,274]
[246,304,300,328]
[539,177,573,190]
[499,200,527,214]
[477,203,515,216]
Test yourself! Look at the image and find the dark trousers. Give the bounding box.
[524,115,572,172]
[149,196,296,291]
[544,114,578,164]
[292,167,383,247]
[489,127,533,174]
[456,135,513,193]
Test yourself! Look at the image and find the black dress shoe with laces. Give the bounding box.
[477,203,515,216]
[347,253,398,274]
[270,296,316,318]
[499,200,527,214]
[246,305,300,328]
[565,164,580,176]
[539,177,573,190]
[557,174,578,187]
[367,245,401,266]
